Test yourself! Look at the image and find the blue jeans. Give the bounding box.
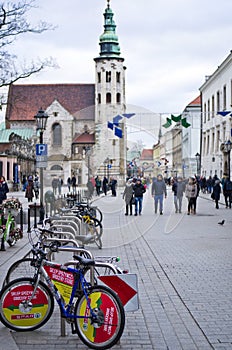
[154,194,164,213]
[135,197,143,214]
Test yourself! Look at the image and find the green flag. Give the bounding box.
[181,117,191,128]
[171,114,181,122]
[162,117,172,128]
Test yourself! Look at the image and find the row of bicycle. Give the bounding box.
[0,197,104,251]
[0,199,136,349]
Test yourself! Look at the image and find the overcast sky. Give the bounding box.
[6,0,232,115]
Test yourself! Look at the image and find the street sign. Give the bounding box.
[98,274,139,312]
[36,144,47,156]
[107,164,112,169]
[36,144,47,164]
[36,162,47,169]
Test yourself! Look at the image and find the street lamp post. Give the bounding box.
[84,146,91,182]
[195,152,200,176]
[34,108,49,224]
[224,140,231,180]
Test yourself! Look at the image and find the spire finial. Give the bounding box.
[107,0,110,9]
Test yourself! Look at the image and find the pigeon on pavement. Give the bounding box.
[218,219,225,226]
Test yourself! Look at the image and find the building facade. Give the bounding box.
[3,0,127,187]
[199,51,232,179]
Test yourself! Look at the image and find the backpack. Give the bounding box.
[225,180,232,191]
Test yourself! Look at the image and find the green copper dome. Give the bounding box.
[97,1,122,58]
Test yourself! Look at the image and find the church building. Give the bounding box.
[4,0,127,186]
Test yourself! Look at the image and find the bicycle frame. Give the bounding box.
[29,257,95,321]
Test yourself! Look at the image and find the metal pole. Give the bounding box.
[39,131,45,224]
[228,149,231,181]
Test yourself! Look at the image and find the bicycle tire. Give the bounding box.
[3,257,35,287]
[88,221,103,249]
[0,277,54,332]
[74,285,125,349]
[89,206,103,223]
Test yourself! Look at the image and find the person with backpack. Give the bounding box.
[133,178,146,216]
[223,175,232,209]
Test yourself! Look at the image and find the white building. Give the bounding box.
[199,51,232,179]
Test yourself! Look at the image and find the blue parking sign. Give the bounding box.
[36,144,47,156]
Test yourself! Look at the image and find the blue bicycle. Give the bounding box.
[0,239,125,349]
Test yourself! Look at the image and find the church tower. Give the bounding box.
[94,0,126,178]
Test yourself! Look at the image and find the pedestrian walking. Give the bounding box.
[151,174,167,215]
[185,177,198,214]
[222,175,232,208]
[172,176,186,213]
[52,177,58,195]
[206,176,213,193]
[71,175,77,194]
[58,177,63,195]
[95,176,102,196]
[34,175,40,200]
[87,179,94,198]
[102,176,108,196]
[0,176,9,204]
[67,177,71,192]
[110,177,117,197]
[25,176,34,202]
[123,178,134,216]
[211,179,221,209]
[133,178,146,216]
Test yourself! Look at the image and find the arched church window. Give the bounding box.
[98,93,101,104]
[106,93,111,104]
[51,165,63,170]
[106,71,111,83]
[52,123,62,146]
[116,72,120,83]
[116,93,121,103]
[98,72,101,83]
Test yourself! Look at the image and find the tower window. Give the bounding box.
[106,93,111,103]
[97,72,101,83]
[98,93,101,104]
[116,72,120,83]
[106,71,111,83]
[52,123,62,146]
[116,93,121,103]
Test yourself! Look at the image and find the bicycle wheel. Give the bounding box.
[88,221,103,249]
[89,206,103,223]
[74,285,125,350]
[0,277,54,332]
[3,257,35,287]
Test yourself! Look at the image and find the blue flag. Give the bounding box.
[217,111,231,117]
[107,121,114,130]
[122,113,135,119]
[114,127,123,138]
[113,115,123,124]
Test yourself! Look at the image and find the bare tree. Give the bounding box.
[0,0,57,107]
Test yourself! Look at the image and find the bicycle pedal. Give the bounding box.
[71,323,77,334]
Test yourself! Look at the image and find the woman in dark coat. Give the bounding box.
[25,177,34,202]
[212,179,221,209]
[0,176,9,204]
[123,179,134,215]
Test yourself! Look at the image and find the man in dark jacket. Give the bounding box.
[151,174,167,215]
[133,178,146,216]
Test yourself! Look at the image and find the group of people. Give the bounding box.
[86,176,118,198]
[122,172,232,216]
